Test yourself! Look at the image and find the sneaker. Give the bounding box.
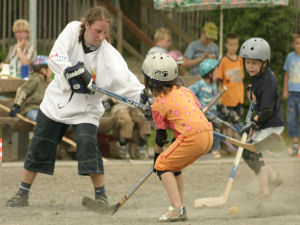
[6,194,29,207]
[95,195,109,205]
[212,151,221,159]
[112,142,130,159]
[158,205,187,222]
[135,144,149,159]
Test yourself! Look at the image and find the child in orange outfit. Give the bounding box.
[142,52,213,222]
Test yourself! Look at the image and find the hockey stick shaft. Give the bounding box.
[91,84,150,110]
[194,101,254,208]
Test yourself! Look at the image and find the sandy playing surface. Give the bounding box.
[1,151,300,225]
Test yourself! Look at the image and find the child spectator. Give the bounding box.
[167,50,185,76]
[240,37,283,198]
[143,52,213,221]
[183,22,219,76]
[282,32,300,156]
[146,27,172,56]
[102,98,152,159]
[217,33,244,135]
[9,55,52,121]
[189,58,222,159]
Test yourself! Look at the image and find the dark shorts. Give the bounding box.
[24,110,104,175]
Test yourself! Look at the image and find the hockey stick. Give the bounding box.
[212,131,284,153]
[82,86,227,215]
[0,103,109,162]
[91,84,150,111]
[194,101,255,208]
[0,103,76,147]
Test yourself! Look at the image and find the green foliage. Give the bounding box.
[0,48,8,62]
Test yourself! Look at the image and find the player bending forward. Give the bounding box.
[142,53,213,222]
[240,38,283,198]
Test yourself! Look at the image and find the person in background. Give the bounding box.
[168,50,185,76]
[146,27,172,57]
[282,32,300,156]
[9,55,52,121]
[189,58,222,159]
[102,97,152,159]
[217,33,244,135]
[3,19,37,76]
[183,22,218,76]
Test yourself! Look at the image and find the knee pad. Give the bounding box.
[156,170,181,179]
[242,150,265,174]
[174,171,182,176]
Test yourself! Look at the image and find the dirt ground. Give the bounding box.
[1,150,300,225]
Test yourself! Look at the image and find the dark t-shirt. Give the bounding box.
[251,67,284,129]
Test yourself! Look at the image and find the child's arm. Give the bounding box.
[283,71,289,99]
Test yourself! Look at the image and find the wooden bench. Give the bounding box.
[0,78,30,162]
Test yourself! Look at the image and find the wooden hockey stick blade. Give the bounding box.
[194,132,248,208]
[254,133,286,152]
[82,196,116,214]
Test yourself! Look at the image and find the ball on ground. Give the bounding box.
[229,206,240,215]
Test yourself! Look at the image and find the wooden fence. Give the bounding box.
[0,0,299,57]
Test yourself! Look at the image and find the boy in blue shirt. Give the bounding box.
[283,32,300,156]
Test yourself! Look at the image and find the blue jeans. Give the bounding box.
[24,109,39,121]
[209,110,221,151]
[286,92,300,137]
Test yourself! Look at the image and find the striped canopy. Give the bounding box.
[154,0,289,11]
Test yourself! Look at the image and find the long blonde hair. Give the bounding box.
[78,6,113,43]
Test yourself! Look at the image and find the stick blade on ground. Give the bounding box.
[194,196,226,208]
[255,133,286,152]
[82,196,116,215]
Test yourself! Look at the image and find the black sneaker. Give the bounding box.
[6,194,29,207]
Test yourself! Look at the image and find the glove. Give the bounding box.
[241,122,256,134]
[102,99,114,111]
[206,112,223,129]
[144,107,152,120]
[9,104,20,117]
[153,151,160,173]
[64,61,95,94]
[228,110,240,123]
[140,89,149,105]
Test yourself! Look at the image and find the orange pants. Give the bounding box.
[155,131,213,172]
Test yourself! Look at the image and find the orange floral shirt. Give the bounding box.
[151,86,213,138]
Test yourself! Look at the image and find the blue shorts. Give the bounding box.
[24,110,104,175]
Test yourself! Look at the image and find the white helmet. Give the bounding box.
[142,52,178,88]
[239,37,270,62]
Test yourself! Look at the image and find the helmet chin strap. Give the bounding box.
[254,61,267,76]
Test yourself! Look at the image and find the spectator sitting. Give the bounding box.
[168,50,185,76]
[189,58,222,159]
[2,19,37,77]
[146,27,172,57]
[183,22,219,76]
[9,55,52,121]
[102,97,152,159]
